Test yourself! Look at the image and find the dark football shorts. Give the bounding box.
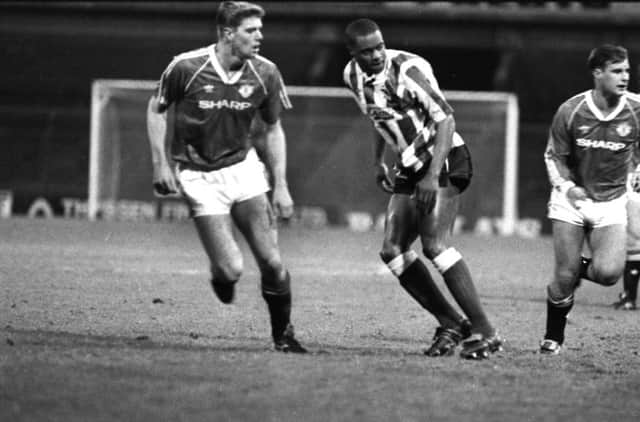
[392,144,473,195]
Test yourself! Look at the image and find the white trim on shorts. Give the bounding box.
[547,188,627,228]
[177,148,270,216]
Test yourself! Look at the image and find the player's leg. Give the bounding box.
[177,165,243,304]
[419,184,500,359]
[541,220,584,354]
[193,215,243,304]
[587,223,626,286]
[380,194,469,356]
[219,149,305,353]
[614,195,640,310]
[232,193,306,353]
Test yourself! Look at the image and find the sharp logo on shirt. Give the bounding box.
[198,99,251,110]
[238,84,255,98]
[576,138,626,151]
[616,122,632,137]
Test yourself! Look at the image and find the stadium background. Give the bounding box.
[2,1,640,233]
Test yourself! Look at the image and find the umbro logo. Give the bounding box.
[203,85,214,93]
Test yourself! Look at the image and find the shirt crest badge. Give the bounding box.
[616,122,631,137]
[238,84,255,98]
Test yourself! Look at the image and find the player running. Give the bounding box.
[146,1,306,353]
[612,162,640,311]
[342,18,502,359]
[541,44,640,354]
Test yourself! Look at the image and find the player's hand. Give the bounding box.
[152,163,179,196]
[415,175,439,214]
[272,184,294,219]
[375,163,393,194]
[566,186,589,209]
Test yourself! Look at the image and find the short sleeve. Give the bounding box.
[402,58,453,123]
[156,59,188,113]
[259,66,292,124]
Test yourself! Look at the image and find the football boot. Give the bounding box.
[612,291,637,311]
[539,338,562,355]
[460,332,504,360]
[274,324,307,354]
[424,319,471,357]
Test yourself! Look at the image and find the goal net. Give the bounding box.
[89,80,518,234]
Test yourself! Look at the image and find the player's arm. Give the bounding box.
[259,117,293,219]
[544,104,588,206]
[374,133,393,194]
[404,59,455,212]
[146,95,179,195]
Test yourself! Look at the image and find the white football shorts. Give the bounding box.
[177,148,270,217]
[547,188,627,228]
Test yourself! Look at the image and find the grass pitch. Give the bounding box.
[2,218,639,421]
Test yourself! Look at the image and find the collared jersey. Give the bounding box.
[342,49,466,173]
[544,90,640,201]
[156,44,291,171]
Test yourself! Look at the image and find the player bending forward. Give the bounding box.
[146,1,306,353]
[342,18,502,359]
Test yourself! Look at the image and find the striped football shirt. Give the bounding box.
[343,49,466,173]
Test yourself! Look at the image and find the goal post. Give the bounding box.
[88,79,519,234]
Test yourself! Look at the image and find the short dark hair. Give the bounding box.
[587,44,628,71]
[216,1,264,29]
[344,18,380,47]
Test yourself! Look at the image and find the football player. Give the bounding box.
[541,44,640,354]
[342,18,502,359]
[146,1,306,353]
[612,163,640,311]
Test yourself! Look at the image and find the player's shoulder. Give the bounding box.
[171,46,210,67]
[163,46,210,77]
[556,90,589,115]
[249,54,280,76]
[342,59,359,87]
[625,92,640,108]
[388,49,433,77]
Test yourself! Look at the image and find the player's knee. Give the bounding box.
[384,250,419,278]
[552,269,577,296]
[422,243,447,261]
[591,263,622,286]
[379,242,404,263]
[261,267,290,295]
[212,258,243,283]
[547,281,573,302]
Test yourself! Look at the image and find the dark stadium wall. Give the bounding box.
[2,2,640,233]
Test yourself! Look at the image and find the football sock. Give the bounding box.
[432,248,494,337]
[544,287,574,344]
[387,251,463,329]
[623,260,640,301]
[262,270,292,339]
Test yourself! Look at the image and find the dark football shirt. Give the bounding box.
[156,44,291,171]
[545,90,640,201]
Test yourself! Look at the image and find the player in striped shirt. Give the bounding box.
[343,18,501,360]
[541,44,640,354]
[146,1,306,353]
